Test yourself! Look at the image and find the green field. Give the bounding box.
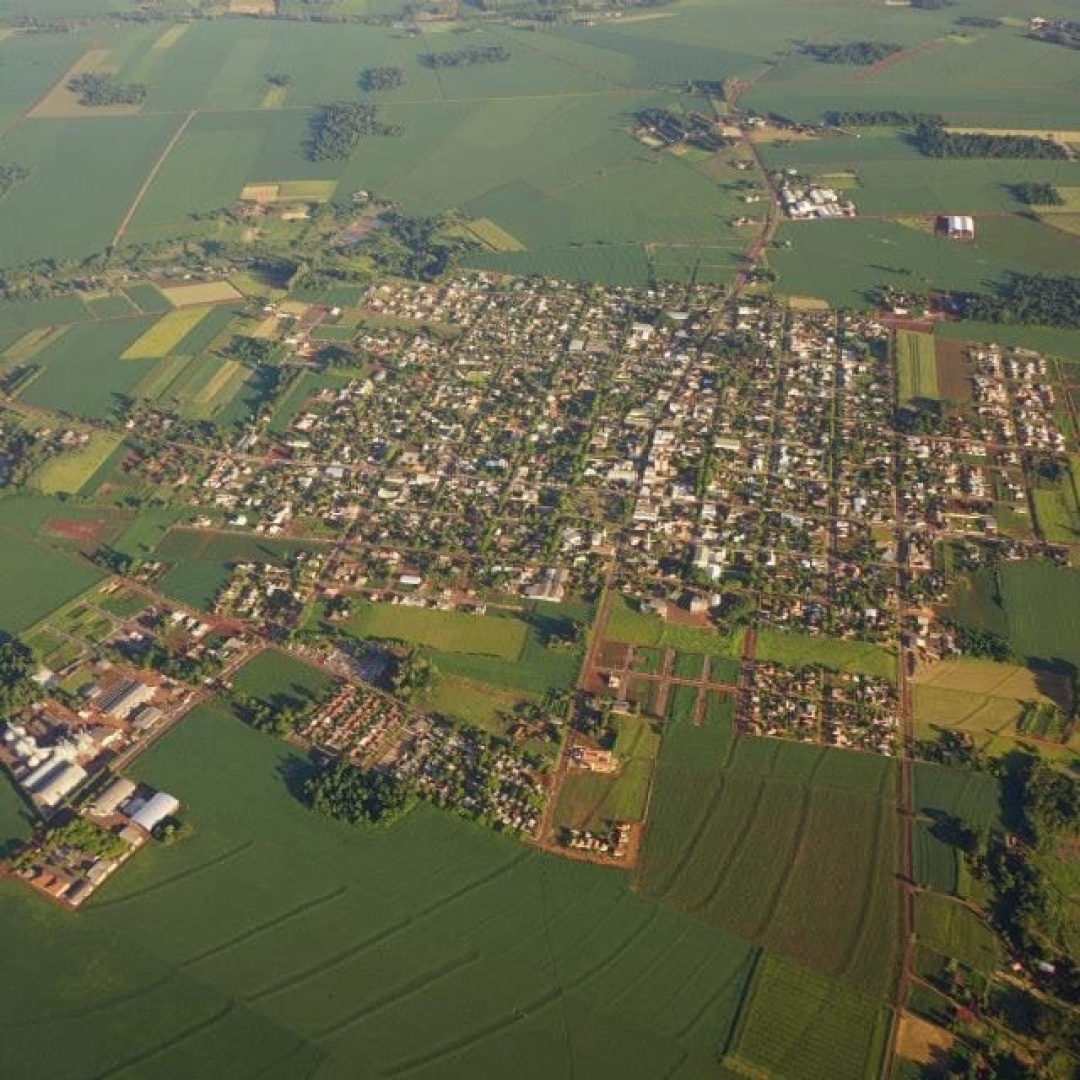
[754,630,896,681]
[638,695,902,999]
[0,768,34,859]
[896,330,939,404]
[914,893,1003,975]
[0,703,774,1080]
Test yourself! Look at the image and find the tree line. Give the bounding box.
[306,101,402,161]
[913,119,1067,159]
[801,41,901,65]
[419,45,511,69]
[824,109,944,127]
[1011,182,1065,206]
[962,273,1080,329]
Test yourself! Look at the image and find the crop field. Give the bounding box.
[725,955,892,1080]
[996,563,1080,673]
[121,307,214,360]
[0,770,33,859]
[754,629,896,681]
[30,431,122,495]
[0,703,782,1080]
[1033,480,1080,546]
[897,330,938,404]
[769,215,1080,311]
[913,820,959,895]
[914,893,1003,975]
[15,318,155,421]
[912,658,1058,704]
[0,114,185,266]
[0,532,104,634]
[912,762,1001,839]
[605,596,743,656]
[638,697,901,999]
[160,281,243,307]
[555,715,661,832]
[343,602,527,660]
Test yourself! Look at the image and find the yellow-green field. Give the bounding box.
[462,217,527,252]
[151,25,188,50]
[30,432,121,495]
[121,306,213,360]
[159,281,242,307]
[240,180,338,204]
[913,658,1059,701]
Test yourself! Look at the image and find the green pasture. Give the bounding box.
[0,530,103,633]
[30,432,122,495]
[606,595,744,656]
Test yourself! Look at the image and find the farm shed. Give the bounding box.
[129,791,180,833]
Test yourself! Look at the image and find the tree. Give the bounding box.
[359,66,404,91]
[68,73,147,107]
[264,72,292,87]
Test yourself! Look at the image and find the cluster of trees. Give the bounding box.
[910,0,954,9]
[0,163,28,199]
[0,635,41,716]
[232,693,317,735]
[941,619,1012,661]
[634,107,727,151]
[824,109,943,127]
[359,66,404,91]
[956,14,1001,28]
[962,273,1080,329]
[914,120,1067,159]
[68,73,147,107]
[42,818,128,861]
[392,650,434,701]
[307,101,402,161]
[372,211,476,281]
[303,760,415,825]
[1010,181,1065,206]
[110,637,219,685]
[419,45,511,68]
[264,72,292,88]
[801,41,901,65]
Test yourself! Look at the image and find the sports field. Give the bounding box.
[0,703,774,1080]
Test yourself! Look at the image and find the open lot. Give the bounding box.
[342,602,527,660]
[896,330,938,404]
[30,431,122,495]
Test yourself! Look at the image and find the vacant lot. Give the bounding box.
[344,602,527,660]
[605,596,744,656]
[755,629,896,681]
[160,281,243,307]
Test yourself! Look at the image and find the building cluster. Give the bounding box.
[561,821,632,860]
[742,663,899,754]
[297,682,406,759]
[777,171,857,220]
[13,779,180,909]
[378,716,545,835]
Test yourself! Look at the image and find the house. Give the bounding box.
[941,215,975,241]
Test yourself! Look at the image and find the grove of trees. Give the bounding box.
[801,41,901,65]
[68,73,147,107]
[419,45,511,68]
[306,101,402,161]
[914,120,1067,159]
[303,760,415,825]
[962,273,1080,329]
[359,66,404,91]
